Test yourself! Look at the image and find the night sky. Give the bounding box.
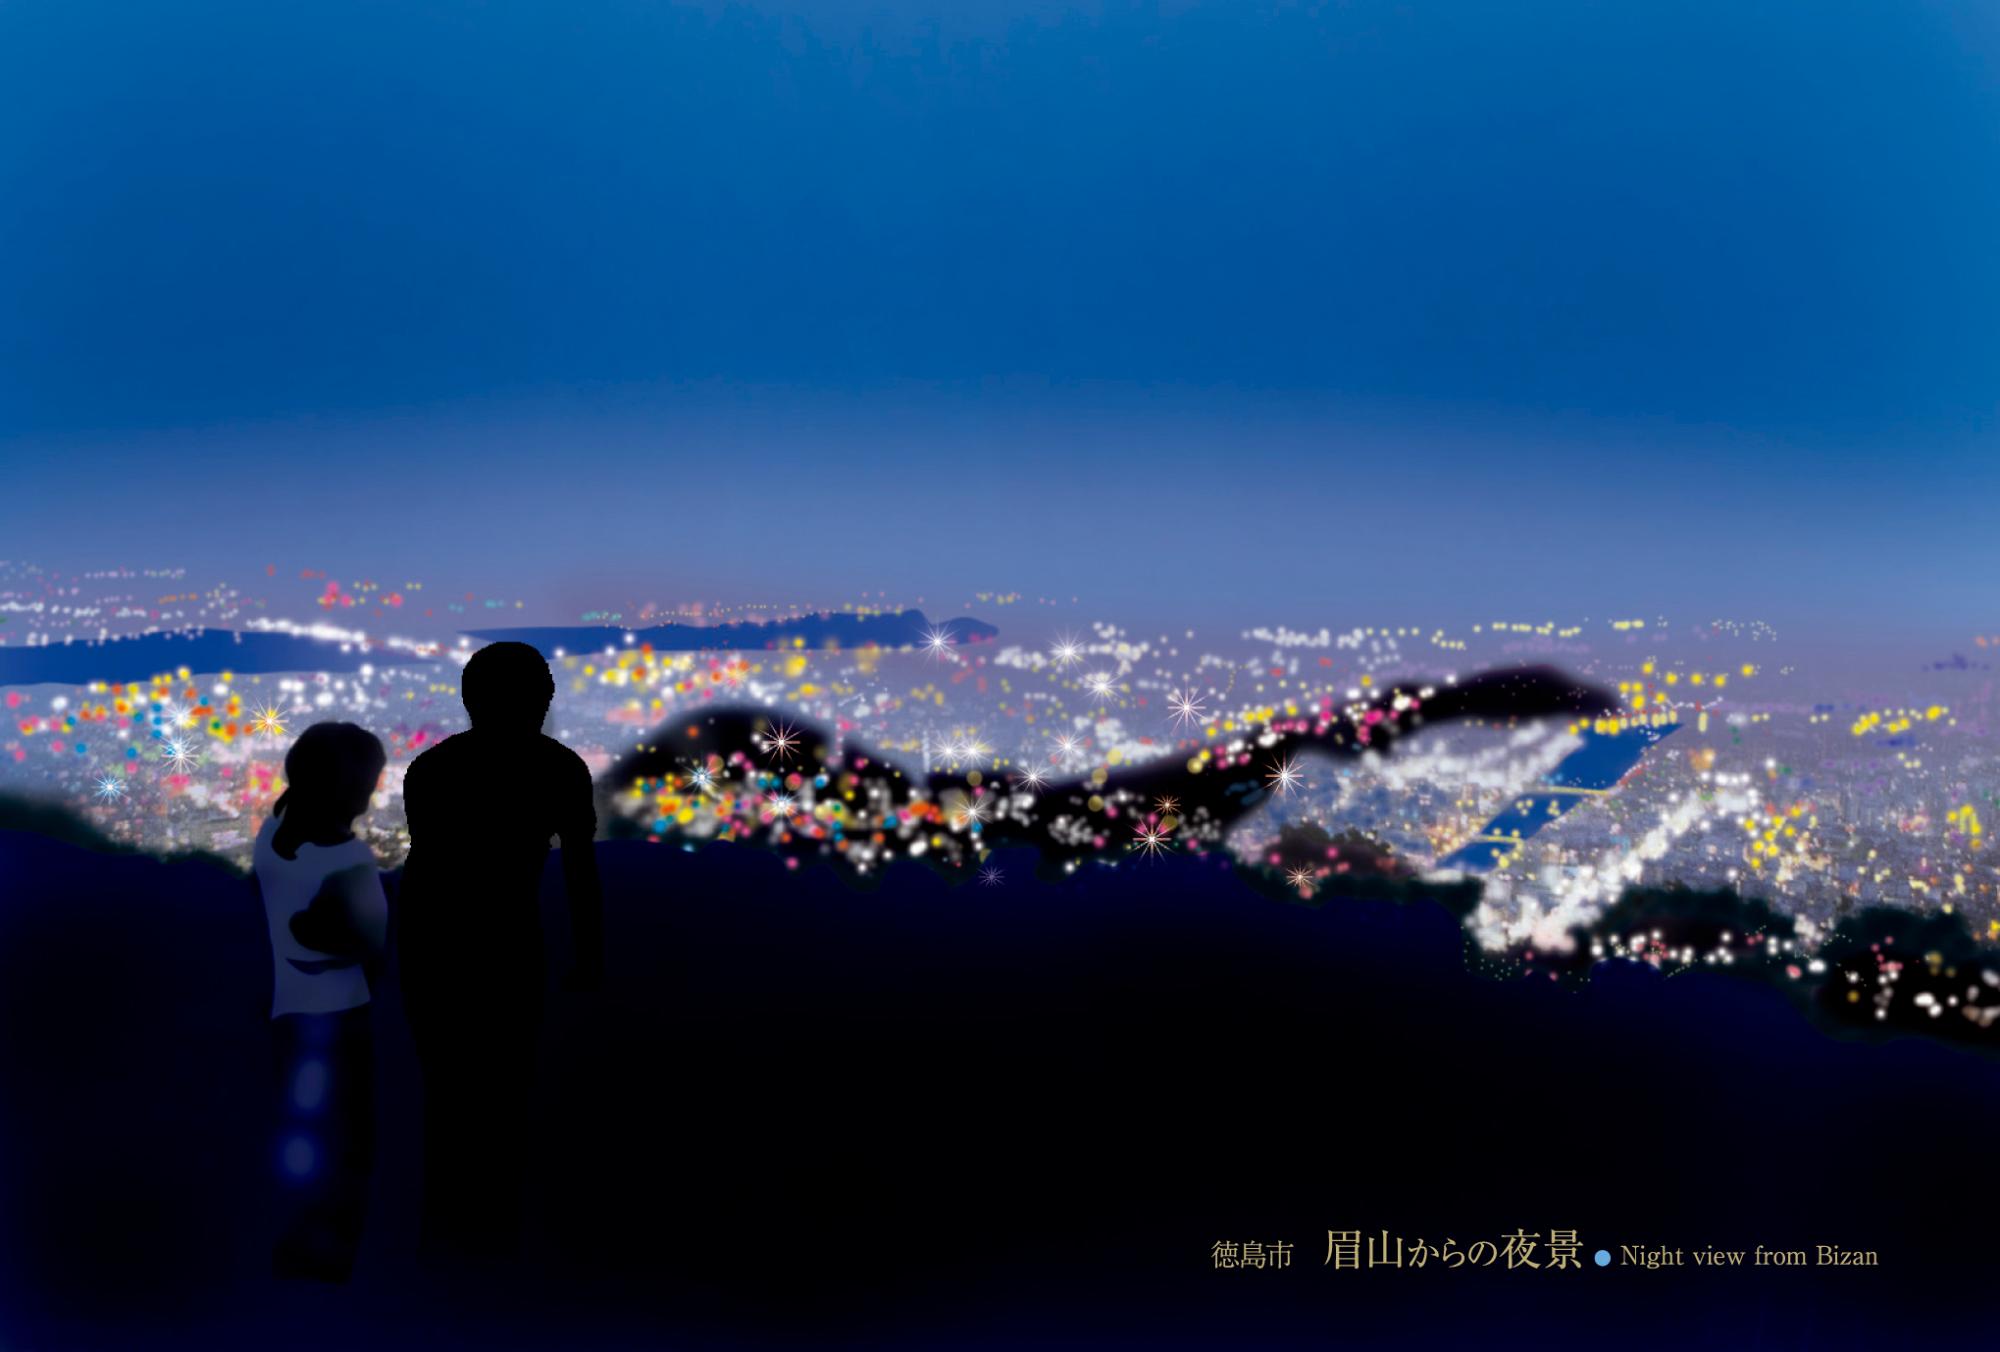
[3,1,1995,636]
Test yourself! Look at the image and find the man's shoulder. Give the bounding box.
[403,735,472,794]
[408,733,470,768]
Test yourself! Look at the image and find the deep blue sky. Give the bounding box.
[2,1,1996,636]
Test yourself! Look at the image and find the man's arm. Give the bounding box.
[558,752,604,989]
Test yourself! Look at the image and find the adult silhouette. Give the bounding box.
[397,641,603,1261]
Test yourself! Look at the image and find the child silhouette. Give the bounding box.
[253,720,389,1282]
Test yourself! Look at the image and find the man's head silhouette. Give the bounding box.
[462,641,556,734]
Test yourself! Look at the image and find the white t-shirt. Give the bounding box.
[254,814,389,1019]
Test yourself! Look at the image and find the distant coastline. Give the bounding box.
[0,609,998,683]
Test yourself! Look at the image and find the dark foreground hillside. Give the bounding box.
[0,828,1993,1349]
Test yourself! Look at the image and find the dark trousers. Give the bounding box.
[269,1005,376,1281]
[405,995,544,1260]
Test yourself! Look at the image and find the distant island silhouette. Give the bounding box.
[0,629,416,685]
[467,608,998,655]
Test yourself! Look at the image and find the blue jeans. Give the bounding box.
[269,1005,375,1281]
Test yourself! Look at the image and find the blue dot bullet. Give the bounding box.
[1594,1249,1611,1267]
